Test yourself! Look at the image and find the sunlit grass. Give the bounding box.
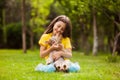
[0,49,120,80]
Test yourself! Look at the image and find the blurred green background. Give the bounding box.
[0,0,120,55]
[0,0,120,80]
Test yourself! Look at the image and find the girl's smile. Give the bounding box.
[53,21,66,35]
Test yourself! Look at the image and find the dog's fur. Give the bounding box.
[54,59,71,72]
[46,34,71,72]
[46,34,62,65]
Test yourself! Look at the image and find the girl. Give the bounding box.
[35,15,80,72]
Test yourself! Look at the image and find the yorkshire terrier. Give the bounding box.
[46,33,62,65]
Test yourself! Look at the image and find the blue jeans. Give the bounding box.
[35,62,80,72]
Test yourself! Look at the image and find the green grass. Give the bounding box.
[0,49,120,80]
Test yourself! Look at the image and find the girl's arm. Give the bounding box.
[40,43,63,58]
[59,43,72,58]
[40,46,53,58]
[61,48,72,58]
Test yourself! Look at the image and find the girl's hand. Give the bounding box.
[51,43,62,51]
[58,44,63,50]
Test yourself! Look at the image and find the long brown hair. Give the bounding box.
[44,15,72,38]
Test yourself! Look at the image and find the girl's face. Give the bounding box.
[53,21,66,35]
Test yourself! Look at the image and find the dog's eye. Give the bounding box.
[63,65,66,69]
[57,66,60,69]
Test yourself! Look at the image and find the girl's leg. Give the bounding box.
[68,62,80,72]
[35,63,56,72]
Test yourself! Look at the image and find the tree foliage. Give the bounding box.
[0,0,120,54]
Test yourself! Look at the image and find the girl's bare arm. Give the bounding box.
[40,46,53,58]
[62,48,72,58]
[40,43,63,58]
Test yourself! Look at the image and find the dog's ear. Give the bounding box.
[54,64,56,68]
[64,69,69,73]
[54,64,58,72]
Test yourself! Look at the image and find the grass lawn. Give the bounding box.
[0,49,120,80]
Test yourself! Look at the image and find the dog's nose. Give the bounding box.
[60,68,64,71]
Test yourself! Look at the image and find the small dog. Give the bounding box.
[46,33,71,72]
